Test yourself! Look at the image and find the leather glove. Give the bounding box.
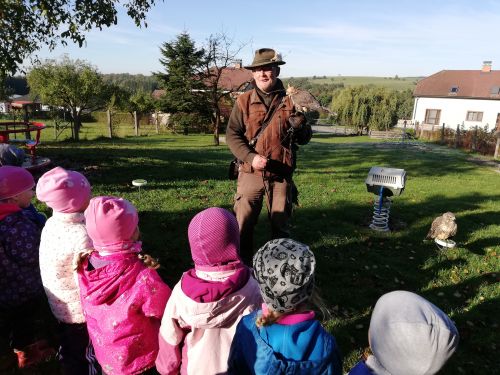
[288,112,306,130]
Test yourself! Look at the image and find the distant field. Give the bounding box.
[285,76,423,90]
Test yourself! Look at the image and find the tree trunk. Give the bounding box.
[155,111,160,134]
[471,125,478,152]
[213,108,220,146]
[134,111,139,136]
[72,109,80,141]
[107,109,113,138]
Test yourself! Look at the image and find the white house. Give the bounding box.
[412,62,500,131]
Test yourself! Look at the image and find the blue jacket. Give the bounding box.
[348,361,373,375]
[22,203,46,228]
[227,310,342,375]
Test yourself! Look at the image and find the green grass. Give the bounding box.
[25,127,500,374]
[287,75,421,91]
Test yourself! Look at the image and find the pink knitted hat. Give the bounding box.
[84,196,139,252]
[36,167,91,213]
[0,166,35,200]
[188,207,241,270]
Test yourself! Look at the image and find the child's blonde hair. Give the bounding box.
[256,286,331,327]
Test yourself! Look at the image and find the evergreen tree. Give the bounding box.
[155,32,210,121]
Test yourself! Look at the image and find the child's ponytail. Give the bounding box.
[256,310,284,327]
[138,253,160,269]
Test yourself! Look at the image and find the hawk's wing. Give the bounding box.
[426,216,443,239]
[289,89,330,113]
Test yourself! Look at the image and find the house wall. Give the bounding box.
[412,97,500,131]
[0,102,10,113]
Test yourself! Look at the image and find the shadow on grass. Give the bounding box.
[29,136,497,374]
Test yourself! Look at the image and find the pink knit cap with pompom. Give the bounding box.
[84,196,139,253]
[0,166,35,200]
[36,167,91,213]
[188,207,241,270]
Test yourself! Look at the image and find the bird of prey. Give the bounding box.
[286,85,333,115]
[426,212,457,241]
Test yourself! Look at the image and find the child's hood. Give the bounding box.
[79,254,144,305]
[368,290,459,375]
[172,269,262,329]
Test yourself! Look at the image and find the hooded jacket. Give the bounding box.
[39,211,91,323]
[348,290,459,375]
[156,266,262,375]
[78,252,171,375]
[227,309,342,375]
[0,204,44,309]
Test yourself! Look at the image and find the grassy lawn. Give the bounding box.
[285,76,420,91]
[24,124,500,373]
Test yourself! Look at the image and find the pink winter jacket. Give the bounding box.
[156,265,262,375]
[78,252,171,375]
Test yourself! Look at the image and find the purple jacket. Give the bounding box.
[0,203,44,309]
[78,252,171,375]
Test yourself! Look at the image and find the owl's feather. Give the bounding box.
[426,212,457,240]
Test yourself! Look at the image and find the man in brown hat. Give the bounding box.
[226,48,312,265]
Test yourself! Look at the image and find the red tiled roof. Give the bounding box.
[205,66,253,92]
[414,70,500,99]
[151,89,165,99]
[152,67,252,99]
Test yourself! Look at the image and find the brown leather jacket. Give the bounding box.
[226,80,312,179]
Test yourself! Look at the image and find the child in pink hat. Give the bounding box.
[156,207,262,375]
[36,167,100,375]
[78,196,172,375]
[0,166,55,371]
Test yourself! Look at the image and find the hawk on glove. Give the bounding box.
[286,85,333,115]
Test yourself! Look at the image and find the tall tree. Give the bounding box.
[202,32,247,145]
[27,56,106,141]
[0,0,157,92]
[155,32,210,129]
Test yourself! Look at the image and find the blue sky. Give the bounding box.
[32,0,500,78]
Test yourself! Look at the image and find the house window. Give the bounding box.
[490,86,500,95]
[466,111,483,121]
[424,109,441,125]
[449,86,459,94]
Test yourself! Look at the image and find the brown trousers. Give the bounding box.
[233,172,292,266]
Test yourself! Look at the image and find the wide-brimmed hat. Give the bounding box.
[244,48,286,69]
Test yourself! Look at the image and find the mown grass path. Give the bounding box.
[35,133,499,374]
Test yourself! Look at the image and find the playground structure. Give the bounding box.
[0,121,51,170]
[0,99,51,170]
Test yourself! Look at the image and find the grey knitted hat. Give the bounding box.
[253,238,315,313]
[368,290,459,375]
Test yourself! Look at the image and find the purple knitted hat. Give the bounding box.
[188,207,241,270]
